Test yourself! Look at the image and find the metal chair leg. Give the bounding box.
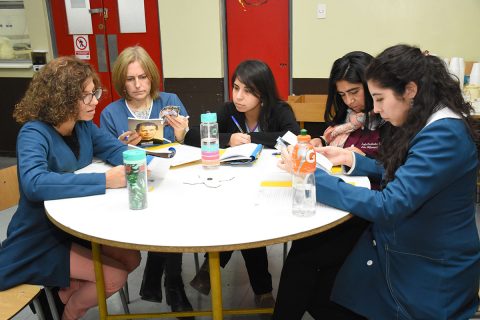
[123,282,130,304]
[194,253,200,273]
[283,242,289,262]
[32,297,46,320]
[44,287,60,320]
[119,288,130,314]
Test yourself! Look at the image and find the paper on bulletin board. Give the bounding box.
[65,0,93,35]
[117,0,146,33]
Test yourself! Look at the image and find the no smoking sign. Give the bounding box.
[73,35,90,60]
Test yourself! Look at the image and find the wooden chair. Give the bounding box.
[0,165,130,317]
[288,94,328,129]
[0,165,59,320]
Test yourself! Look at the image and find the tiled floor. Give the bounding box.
[1,156,479,320]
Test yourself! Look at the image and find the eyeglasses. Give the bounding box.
[82,88,102,104]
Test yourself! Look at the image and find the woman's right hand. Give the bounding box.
[315,146,354,167]
[105,165,126,189]
[118,130,141,145]
[229,133,251,146]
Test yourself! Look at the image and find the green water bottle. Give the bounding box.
[123,149,148,210]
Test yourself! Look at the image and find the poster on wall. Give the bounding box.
[73,35,90,60]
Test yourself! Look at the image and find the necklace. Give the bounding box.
[246,122,259,133]
[125,99,153,119]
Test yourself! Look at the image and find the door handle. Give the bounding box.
[89,8,108,18]
[89,8,103,14]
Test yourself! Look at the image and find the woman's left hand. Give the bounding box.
[166,115,189,142]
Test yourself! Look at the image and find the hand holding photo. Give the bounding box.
[128,117,164,147]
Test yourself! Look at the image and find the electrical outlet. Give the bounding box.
[317,3,326,19]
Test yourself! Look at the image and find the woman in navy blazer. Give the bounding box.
[0,56,140,320]
[280,44,480,319]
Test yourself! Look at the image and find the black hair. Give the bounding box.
[365,44,478,182]
[231,60,287,130]
[325,51,376,128]
[136,122,158,131]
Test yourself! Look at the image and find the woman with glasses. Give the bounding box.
[100,46,194,315]
[0,56,140,320]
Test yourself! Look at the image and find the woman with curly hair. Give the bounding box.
[0,56,140,320]
[279,44,480,319]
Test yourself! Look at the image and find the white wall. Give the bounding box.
[292,0,480,77]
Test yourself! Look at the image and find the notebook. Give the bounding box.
[220,143,263,164]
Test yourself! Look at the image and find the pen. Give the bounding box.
[230,115,244,133]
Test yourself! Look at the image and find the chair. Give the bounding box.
[0,165,59,320]
[0,165,129,317]
[288,94,328,129]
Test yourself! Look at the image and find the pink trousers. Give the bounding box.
[58,242,141,320]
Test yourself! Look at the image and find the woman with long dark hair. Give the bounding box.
[280,44,480,319]
[274,51,384,320]
[185,59,300,307]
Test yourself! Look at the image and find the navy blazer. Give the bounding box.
[314,110,480,319]
[0,120,127,289]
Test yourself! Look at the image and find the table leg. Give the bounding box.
[208,252,223,320]
[92,242,108,320]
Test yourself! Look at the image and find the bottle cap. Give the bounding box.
[201,112,217,123]
[123,149,146,162]
[297,129,311,142]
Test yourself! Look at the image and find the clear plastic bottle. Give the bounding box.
[123,149,148,210]
[200,112,220,168]
[292,129,317,217]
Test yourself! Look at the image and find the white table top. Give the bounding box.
[45,150,370,252]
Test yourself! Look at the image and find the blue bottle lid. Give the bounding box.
[201,112,217,123]
[123,149,146,162]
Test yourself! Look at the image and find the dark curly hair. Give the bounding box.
[14,56,101,126]
[366,44,478,182]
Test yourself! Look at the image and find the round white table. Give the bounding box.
[45,149,370,319]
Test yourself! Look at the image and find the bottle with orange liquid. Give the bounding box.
[292,129,317,217]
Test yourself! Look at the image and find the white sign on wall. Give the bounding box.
[73,35,90,60]
[65,0,93,35]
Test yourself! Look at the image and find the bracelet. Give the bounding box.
[175,127,189,143]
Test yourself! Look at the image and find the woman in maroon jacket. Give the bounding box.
[273,51,388,320]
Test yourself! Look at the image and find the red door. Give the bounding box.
[225,0,290,99]
[49,0,163,124]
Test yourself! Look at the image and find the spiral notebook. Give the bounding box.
[220,143,263,164]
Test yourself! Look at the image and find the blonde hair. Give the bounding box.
[112,46,160,100]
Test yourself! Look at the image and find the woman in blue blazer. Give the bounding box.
[0,56,140,320]
[100,46,194,314]
[280,44,480,319]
